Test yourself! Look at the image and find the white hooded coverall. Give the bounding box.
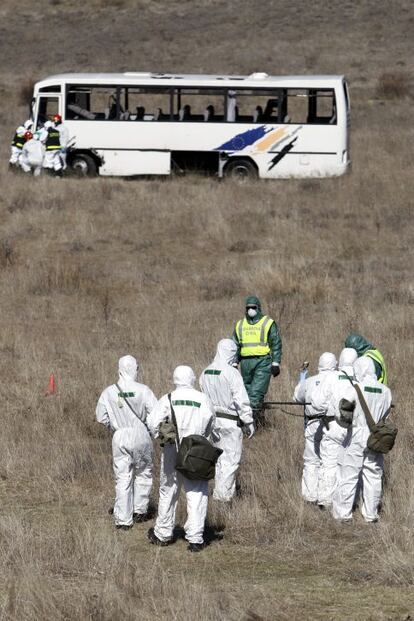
[96,355,157,526]
[200,339,254,502]
[41,122,63,173]
[293,352,337,503]
[310,348,358,506]
[20,137,45,176]
[147,366,215,544]
[332,357,392,522]
[9,124,26,165]
[57,122,70,169]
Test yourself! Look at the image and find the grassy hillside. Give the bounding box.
[0,1,413,619]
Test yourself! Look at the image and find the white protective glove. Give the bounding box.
[244,422,255,439]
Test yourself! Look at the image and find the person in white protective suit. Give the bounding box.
[19,131,45,176]
[147,365,215,552]
[332,357,392,522]
[41,120,64,176]
[199,339,255,502]
[293,352,337,503]
[52,114,70,170]
[310,347,358,507]
[96,355,157,530]
[9,119,33,168]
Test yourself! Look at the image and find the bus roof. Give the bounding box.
[36,72,346,90]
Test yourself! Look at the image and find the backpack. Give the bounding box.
[157,418,177,448]
[353,384,397,454]
[168,393,222,481]
[341,373,397,454]
[338,398,355,428]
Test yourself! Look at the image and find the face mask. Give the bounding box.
[247,308,258,318]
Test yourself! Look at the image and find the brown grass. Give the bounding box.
[18,78,36,107]
[0,1,414,619]
[376,72,410,99]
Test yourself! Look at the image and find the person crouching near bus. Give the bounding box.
[20,131,45,177]
[332,357,392,523]
[42,120,64,177]
[9,120,32,170]
[293,352,337,504]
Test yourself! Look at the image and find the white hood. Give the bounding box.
[118,355,138,382]
[214,338,238,366]
[318,352,337,372]
[173,365,196,388]
[354,356,376,382]
[339,347,358,368]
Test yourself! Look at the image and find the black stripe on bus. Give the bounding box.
[268,150,338,155]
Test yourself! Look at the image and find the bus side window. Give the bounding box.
[175,89,225,122]
[66,86,117,120]
[125,87,171,121]
[308,89,336,124]
[286,90,308,124]
[227,89,282,123]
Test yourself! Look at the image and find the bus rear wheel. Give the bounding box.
[224,158,258,181]
[71,154,97,177]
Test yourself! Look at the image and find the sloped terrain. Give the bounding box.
[0,2,413,619]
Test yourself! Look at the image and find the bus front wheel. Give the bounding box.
[223,158,258,180]
[71,154,98,177]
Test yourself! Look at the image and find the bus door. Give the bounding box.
[35,95,62,129]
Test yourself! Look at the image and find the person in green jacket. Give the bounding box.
[344,333,388,385]
[233,295,282,414]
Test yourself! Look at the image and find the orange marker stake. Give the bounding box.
[45,373,56,396]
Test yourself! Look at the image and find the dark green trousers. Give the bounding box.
[240,355,272,410]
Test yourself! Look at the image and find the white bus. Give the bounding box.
[31,72,350,179]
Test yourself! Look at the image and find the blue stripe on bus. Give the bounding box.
[215,126,268,151]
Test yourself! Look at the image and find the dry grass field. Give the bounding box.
[0,1,413,619]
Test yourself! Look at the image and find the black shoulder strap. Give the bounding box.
[340,371,376,432]
[167,392,180,444]
[115,383,151,434]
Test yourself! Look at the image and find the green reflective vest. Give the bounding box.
[364,349,388,385]
[235,315,274,357]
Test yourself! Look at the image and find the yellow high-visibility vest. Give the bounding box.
[236,315,274,357]
[364,349,388,385]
